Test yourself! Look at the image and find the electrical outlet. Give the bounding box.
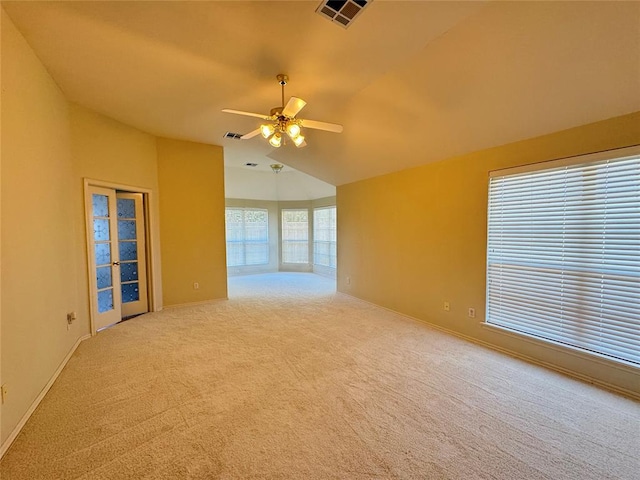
[1,384,7,404]
[193,282,199,290]
[67,312,76,331]
[468,308,476,318]
[444,301,450,312]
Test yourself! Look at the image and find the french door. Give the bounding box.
[87,186,148,331]
[116,192,148,318]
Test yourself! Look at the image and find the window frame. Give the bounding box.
[225,207,270,267]
[281,208,310,264]
[313,206,337,269]
[485,145,640,368]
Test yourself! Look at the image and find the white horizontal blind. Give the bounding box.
[282,209,309,264]
[225,208,269,267]
[313,207,337,268]
[487,151,640,366]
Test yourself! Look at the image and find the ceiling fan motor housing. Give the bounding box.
[270,107,284,117]
[277,74,288,86]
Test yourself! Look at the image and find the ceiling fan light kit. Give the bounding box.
[222,74,343,149]
[269,132,283,148]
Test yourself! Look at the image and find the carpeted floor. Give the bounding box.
[1,273,639,479]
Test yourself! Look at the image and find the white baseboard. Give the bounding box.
[162,297,228,310]
[337,292,640,401]
[0,334,91,459]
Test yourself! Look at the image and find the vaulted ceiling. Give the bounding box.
[3,1,639,189]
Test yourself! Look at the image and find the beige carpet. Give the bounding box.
[1,273,639,479]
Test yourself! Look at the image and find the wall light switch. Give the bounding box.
[444,302,450,312]
[468,308,476,318]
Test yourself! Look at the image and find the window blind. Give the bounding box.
[487,150,640,366]
[282,209,309,264]
[313,207,337,268]
[225,208,269,267]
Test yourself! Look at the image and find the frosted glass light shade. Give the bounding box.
[286,122,301,138]
[261,124,275,139]
[293,134,305,147]
[269,132,282,148]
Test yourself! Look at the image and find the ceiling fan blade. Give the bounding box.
[300,119,343,133]
[241,128,261,140]
[282,97,307,118]
[222,108,271,120]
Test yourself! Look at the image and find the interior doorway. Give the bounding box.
[84,180,156,333]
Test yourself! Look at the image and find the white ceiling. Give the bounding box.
[3,1,639,190]
[225,165,335,201]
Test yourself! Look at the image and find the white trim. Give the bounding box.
[337,292,640,401]
[480,323,639,374]
[162,298,228,310]
[0,334,91,459]
[83,181,98,334]
[143,190,158,312]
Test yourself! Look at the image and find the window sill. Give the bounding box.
[481,322,639,375]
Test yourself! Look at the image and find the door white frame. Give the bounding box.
[83,178,160,335]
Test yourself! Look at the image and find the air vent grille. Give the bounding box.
[245,163,258,167]
[223,132,243,140]
[316,0,371,29]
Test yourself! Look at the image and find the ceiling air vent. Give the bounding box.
[223,132,243,140]
[316,0,371,29]
[245,163,258,167]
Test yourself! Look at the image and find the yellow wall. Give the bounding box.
[71,106,159,187]
[1,9,228,447]
[1,5,4,437]
[1,10,81,442]
[70,104,163,313]
[157,138,227,306]
[337,112,640,397]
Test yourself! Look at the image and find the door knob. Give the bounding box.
[113,261,120,266]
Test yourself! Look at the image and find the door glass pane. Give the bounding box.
[122,283,140,303]
[118,220,136,240]
[117,198,136,218]
[95,243,111,265]
[96,266,113,289]
[119,241,137,261]
[94,219,110,241]
[120,263,138,282]
[97,289,114,313]
[92,194,109,217]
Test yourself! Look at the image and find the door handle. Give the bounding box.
[113,261,120,266]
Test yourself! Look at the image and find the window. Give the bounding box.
[225,208,269,267]
[282,209,309,264]
[486,148,640,366]
[314,206,337,268]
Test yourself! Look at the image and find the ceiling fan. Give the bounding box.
[222,74,343,148]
